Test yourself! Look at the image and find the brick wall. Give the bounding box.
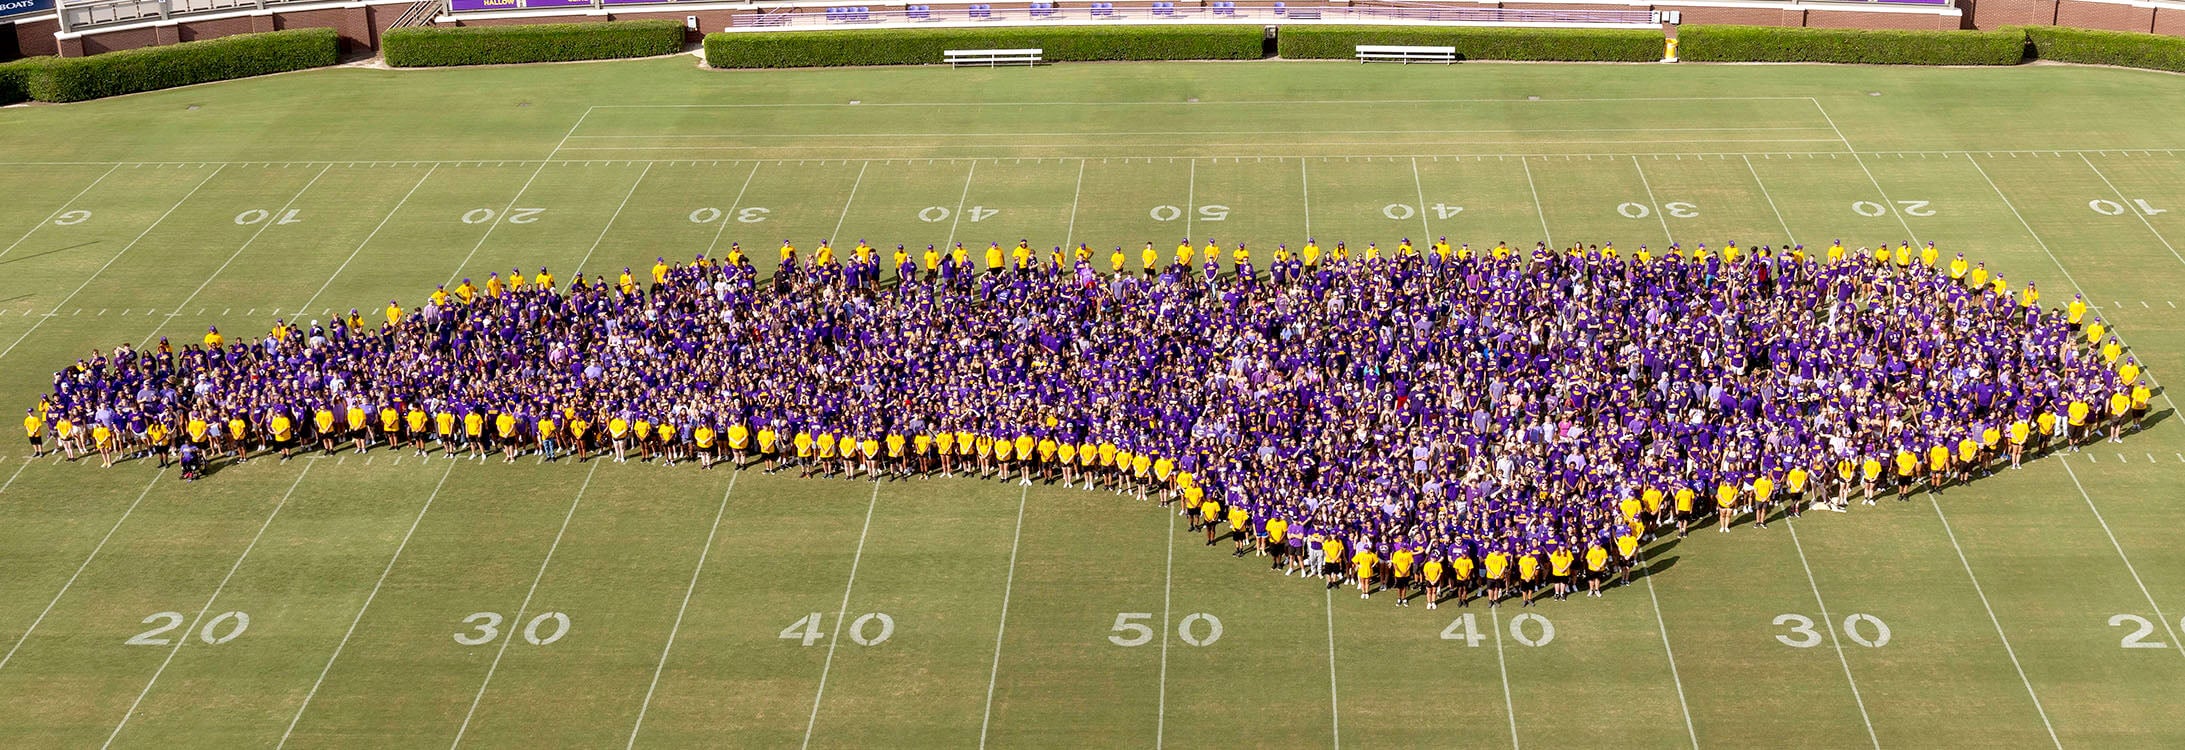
[177,14,255,43]
[2055,0,2155,31]
[278,6,374,52]
[10,16,58,57]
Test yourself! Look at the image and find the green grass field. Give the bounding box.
[0,55,2182,748]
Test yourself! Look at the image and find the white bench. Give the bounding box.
[945,48,1044,67]
[1355,45,1457,64]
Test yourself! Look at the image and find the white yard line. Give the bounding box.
[800,479,883,750]
[0,458,32,496]
[1408,157,1432,237]
[0,165,224,363]
[571,161,654,276]
[2078,153,2185,266]
[1300,158,1314,240]
[439,162,562,289]
[449,461,602,749]
[1807,99,1921,240]
[558,139,1851,153]
[292,165,438,317]
[1783,519,1880,749]
[1641,550,1700,749]
[1490,605,1519,750]
[1063,159,1086,250]
[946,160,978,250]
[976,485,1030,750]
[625,470,742,750]
[1926,493,2062,749]
[436,108,595,290]
[104,464,314,748]
[1520,157,1551,247]
[701,162,763,259]
[143,164,332,345]
[0,163,120,261]
[1964,156,2181,418]
[0,470,163,673]
[827,162,869,243]
[2057,460,2184,659]
[279,460,459,749]
[1185,159,1196,240]
[1629,155,1676,245]
[1323,586,1341,750]
[1155,510,1175,749]
[594,96,1818,109]
[1742,154,1799,245]
[570,126,1839,139]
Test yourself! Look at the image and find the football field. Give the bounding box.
[0,57,2181,748]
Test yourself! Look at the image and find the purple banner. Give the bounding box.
[448,0,520,10]
[521,0,596,6]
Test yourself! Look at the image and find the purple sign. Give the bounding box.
[448,0,521,10]
[520,0,596,7]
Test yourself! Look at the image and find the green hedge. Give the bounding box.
[25,29,338,103]
[1677,25,2023,65]
[2023,26,2185,73]
[0,57,49,106]
[1278,25,1661,62]
[705,25,1262,68]
[384,20,687,67]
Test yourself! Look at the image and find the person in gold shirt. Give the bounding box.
[1420,554,1443,610]
[1541,546,1571,602]
[23,408,46,458]
[1451,553,1475,607]
[1351,544,1381,600]
[1482,548,1509,606]
[1228,504,1249,557]
[1584,544,1609,598]
[1388,545,1415,607]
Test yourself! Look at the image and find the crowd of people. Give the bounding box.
[23,235,2152,607]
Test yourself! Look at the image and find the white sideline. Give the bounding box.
[625,470,742,749]
[279,460,460,749]
[449,461,602,748]
[105,465,316,748]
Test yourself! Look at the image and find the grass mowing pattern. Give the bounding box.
[0,59,2179,748]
